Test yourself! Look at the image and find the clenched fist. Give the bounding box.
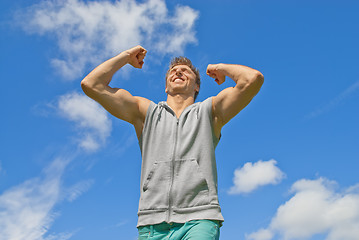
[206,64,226,85]
[126,45,147,69]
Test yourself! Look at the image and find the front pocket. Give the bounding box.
[139,161,171,211]
[171,159,210,208]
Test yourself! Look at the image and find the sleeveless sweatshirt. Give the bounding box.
[137,97,224,227]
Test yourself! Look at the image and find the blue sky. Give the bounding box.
[1,0,359,240]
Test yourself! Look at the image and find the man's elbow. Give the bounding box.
[254,71,264,85]
[250,71,264,91]
[81,78,97,97]
[81,78,90,93]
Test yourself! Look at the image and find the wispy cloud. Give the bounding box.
[44,232,74,240]
[0,157,93,240]
[0,158,65,240]
[65,179,94,202]
[228,159,285,195]
[305,80,359,119]
[57,92,112,152]
[16,0,199,80]
[246,177,359,240]
[103,219,128,230]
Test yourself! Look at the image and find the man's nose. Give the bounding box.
[175,69,182,76]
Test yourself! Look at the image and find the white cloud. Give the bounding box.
[17,0,199,80]
[44,232,74,240]
[228,159,285,195]
[0,158,93,240]
[65,179,94,202]
[247,178,359,240]
[0,158,67,240]
[154,5,198,54]
[246,229,273,240]
[58,92,112,152]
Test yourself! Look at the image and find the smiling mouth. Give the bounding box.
[173,78,184,82]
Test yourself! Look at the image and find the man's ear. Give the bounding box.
[195,83,200,93]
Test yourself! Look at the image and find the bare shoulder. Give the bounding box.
[211,96,224,139]
[134,96,151,119]
[132,96,151,138]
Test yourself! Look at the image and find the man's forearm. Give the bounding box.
[81,51,130,90]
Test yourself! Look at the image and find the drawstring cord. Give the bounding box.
[156,106,164,125]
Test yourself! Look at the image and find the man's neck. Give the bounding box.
[166,94,195,118]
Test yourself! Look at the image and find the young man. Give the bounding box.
[81,45,264,239]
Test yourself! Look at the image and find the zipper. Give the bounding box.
[166,117,179,223]
[161,102,196,223]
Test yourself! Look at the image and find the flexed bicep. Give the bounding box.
[209,63,264,129]
[95,86,147,123]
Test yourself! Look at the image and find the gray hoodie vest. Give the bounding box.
[137,97,224,227]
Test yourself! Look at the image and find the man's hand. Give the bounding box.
[126,45,147,69]
[206,64,226,85]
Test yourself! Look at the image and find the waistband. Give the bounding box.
[137,219,221,231]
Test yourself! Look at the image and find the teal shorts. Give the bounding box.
[138,219,220,240]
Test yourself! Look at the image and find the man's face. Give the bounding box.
[165,65,199,97]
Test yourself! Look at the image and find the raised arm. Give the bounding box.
[81,45,151,137]
[207,63,264,137]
